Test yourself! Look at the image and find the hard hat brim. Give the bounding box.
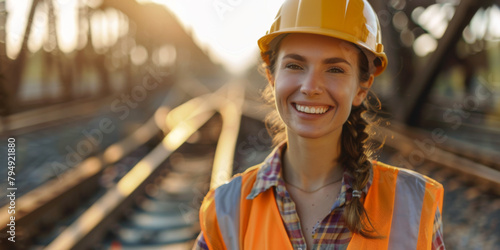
[258,28,388,76]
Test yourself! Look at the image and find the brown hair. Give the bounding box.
[261,35,383,238]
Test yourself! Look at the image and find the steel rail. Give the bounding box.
[44,86,230,250]
[0,95,118,136]
[45,110,216,250]
[374,125,500,195]
[0,87,185,244]
[210,80,245,189]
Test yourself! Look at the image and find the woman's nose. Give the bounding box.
[300,70,324,96]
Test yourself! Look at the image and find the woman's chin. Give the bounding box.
[286,123,344,141]
[289,129,332,140]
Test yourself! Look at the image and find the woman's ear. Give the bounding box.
[353,75,374,106]
[265,68,275,87]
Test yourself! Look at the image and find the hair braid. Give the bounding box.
[341,104,382,238]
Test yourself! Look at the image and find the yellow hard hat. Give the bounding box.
[258,0,388,76]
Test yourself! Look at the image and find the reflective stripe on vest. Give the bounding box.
[215,176,242,249]
[200,162,443,250]
[390,169,427,248]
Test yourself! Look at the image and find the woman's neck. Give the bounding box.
[283,130,344,191]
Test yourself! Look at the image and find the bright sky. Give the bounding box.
[147,0,285,74]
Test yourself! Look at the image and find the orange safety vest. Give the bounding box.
[199,161,444,250]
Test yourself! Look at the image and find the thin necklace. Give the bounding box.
[285,176,343,193]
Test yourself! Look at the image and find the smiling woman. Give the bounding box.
[195,0,445,249]
[270,34,371,141]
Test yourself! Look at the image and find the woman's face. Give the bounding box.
[269,33,372,140]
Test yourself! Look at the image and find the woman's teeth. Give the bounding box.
[295,104,329,114]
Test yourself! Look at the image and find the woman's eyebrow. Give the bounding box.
[283,54,352,67]
[323,57,351,67]
[283,53,306,61]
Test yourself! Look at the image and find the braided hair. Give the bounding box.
[340,104,381,238]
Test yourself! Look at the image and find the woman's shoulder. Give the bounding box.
[202,164,263,200]
[222,164,262,189]
[371,160,443,190]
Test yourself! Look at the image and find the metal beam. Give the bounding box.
[7,0,41,112]
[401,0,491,125]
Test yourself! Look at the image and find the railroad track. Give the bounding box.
[0,79,172,137]
[1,79,498,249]
[0,84,184,248]
[0,95,118,137]
[0,82,179,206]
[0,79,244,249]
[0,71,224,206]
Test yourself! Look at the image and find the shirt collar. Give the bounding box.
[246,142,286,199]
[246,142,372,208]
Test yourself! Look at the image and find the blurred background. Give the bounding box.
[0,0,499,249]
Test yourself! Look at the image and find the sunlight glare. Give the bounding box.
[418,4,451,39]
[488,6,500,40]
[140,0,285,75]
[90,10,103,50]
[413,33,438,57]
[27,1,48,53]
[6,0,31,59]
[54,0,78,53]
[130,45,148,65]
[153,44,177,67]
[105,8,120,49]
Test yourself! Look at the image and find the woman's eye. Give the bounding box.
[327,67,344,73]
[285,63,303,70]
